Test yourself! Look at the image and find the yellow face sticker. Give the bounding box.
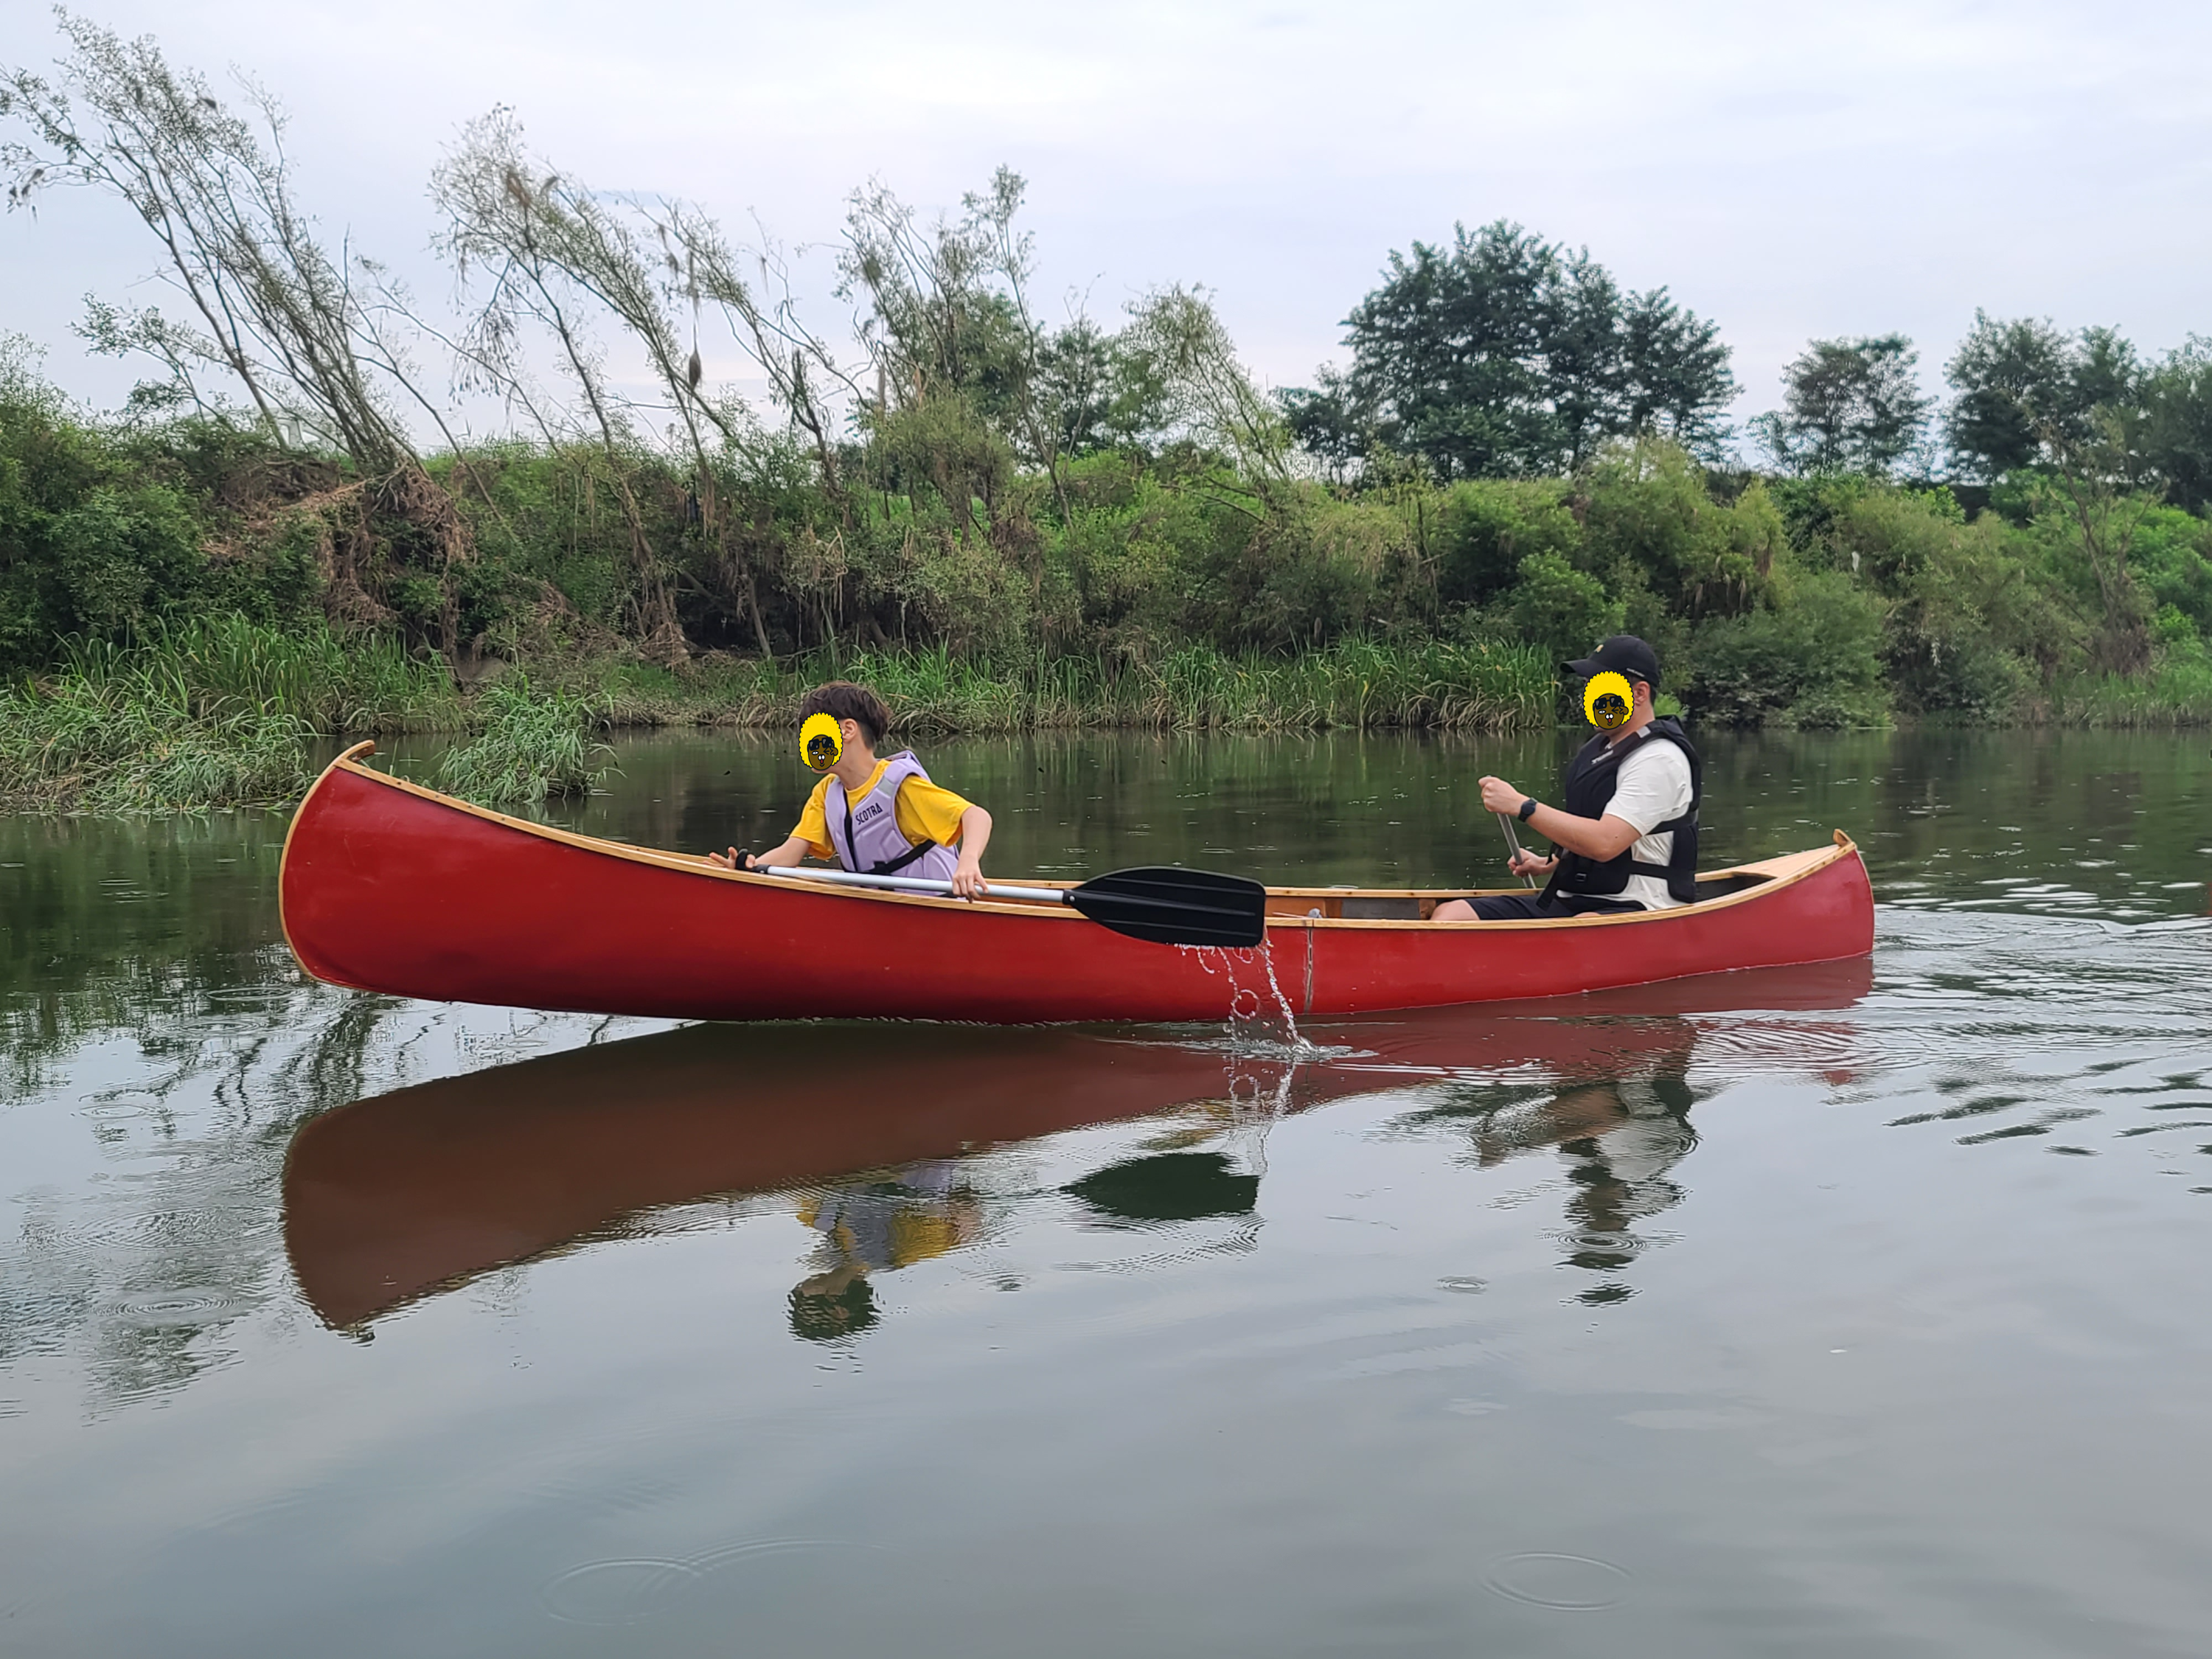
[1583,670,1634,730]
[801,712,844,772]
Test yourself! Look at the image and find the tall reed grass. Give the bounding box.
[1,617,1552,811]
[653,637,1557,736]
[0,616,457,810]
[66,615,459,731]
[2058,641,2212,727]
[1,654,310,810]
[431,676,611,809]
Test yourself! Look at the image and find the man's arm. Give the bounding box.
[1478,775,1641,861]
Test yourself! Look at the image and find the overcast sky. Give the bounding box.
[5,0,2209,451]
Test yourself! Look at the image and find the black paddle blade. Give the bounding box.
[1068,866,1268,948]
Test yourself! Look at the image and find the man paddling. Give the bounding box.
[1433,635,1702,922]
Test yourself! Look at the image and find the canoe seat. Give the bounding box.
[1340,897,1427,920]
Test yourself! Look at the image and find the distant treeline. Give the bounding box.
[1,13,2209,741]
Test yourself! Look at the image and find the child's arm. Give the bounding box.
[712,779,835,871]
[950,807,992,899]
[708,835,810,872]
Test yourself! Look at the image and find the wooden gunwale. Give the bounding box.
[284,741,1856,938]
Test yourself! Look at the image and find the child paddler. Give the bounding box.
[709,681,995,900]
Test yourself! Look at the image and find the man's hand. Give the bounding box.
[950,856,989,900]
[1478,774,1528,817]
[706,848,756,871]
[1509,849,1556,879]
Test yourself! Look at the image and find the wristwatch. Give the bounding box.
[1517,796,1540,822]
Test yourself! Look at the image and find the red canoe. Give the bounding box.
[279,742,1875,1022]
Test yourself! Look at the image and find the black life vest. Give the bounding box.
[1538,717,1703,907]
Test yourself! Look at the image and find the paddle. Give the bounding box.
[759,863,1267,948]
[1495,813,1539,889]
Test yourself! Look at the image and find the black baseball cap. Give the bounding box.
[1563,634,1661,689]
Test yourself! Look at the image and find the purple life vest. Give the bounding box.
[824,751,961,881]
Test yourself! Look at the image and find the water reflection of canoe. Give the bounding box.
[279,743,1874,1023]
[282,961,1871,1327]
[282,1023,1266,1327]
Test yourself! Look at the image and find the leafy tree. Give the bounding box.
[1944,314,2073,479]
[2138,338,2212,512]
[1,13,436,478]
[2034,411,2163,675]
[1752,335,1933,477]
[1119,285,1292,487]
[1579,442,1778,622]
[1943,313,2141,481]
[1620,288,1736,458]
[1034,319,1169,460]
[837,170,1079,528]
[1290,221,1734,481]
[1277,366,1370,483]
[433,109,762,656]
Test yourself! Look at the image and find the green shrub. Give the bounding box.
[1509,550,1624,666]
[1579,442,1778,621]
[433,675,611,808]
[1432,479,1581,607]
[2135,507,2212,637]
[1685,571,1890,728]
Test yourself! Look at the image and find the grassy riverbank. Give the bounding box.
[0,622,1558,810]
[9,613,2208,814]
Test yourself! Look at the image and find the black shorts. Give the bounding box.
[1451,893,1647,921]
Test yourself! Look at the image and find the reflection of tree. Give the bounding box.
[788,1162,984,1342]
[0,969,613,1411]
[1402,1020,1700,1306]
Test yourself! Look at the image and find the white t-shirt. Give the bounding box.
[1589,734,1694,910]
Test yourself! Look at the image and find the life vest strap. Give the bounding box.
[868,838,940,876]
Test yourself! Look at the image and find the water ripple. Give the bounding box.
[1482,1551,1632,1611]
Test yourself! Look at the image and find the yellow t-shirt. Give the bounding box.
[791,758,975,862]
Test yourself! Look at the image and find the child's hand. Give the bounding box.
[706,847,754,871]
[950,858,988,900]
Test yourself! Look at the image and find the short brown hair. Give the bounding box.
[799,681,891,746]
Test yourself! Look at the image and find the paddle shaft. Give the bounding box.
[761,864,1067,905]
[754,858,1269,948]
[1497,813,1539,888]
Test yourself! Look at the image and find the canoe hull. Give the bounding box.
[279,746,1875,1023]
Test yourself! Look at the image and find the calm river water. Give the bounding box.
[2,727,2209,1657]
